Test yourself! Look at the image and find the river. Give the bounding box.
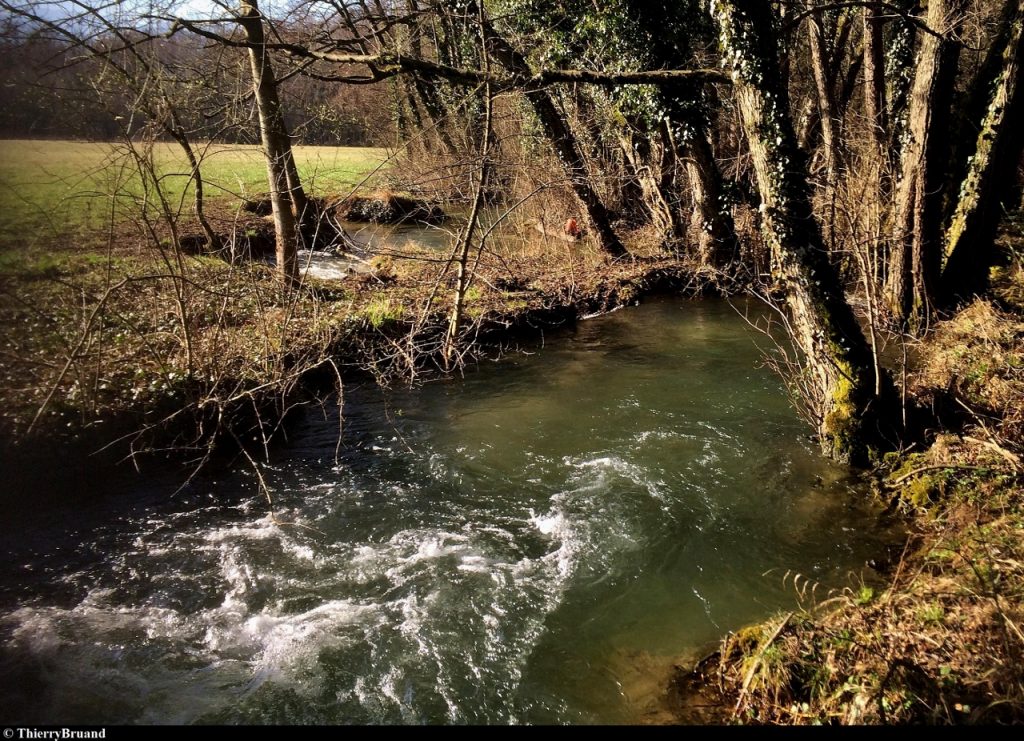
[0,297,895,724]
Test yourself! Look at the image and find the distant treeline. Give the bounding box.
[0,26,395,146]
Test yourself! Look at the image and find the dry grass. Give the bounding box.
[0,181,699,467]
[910,299,1024,442]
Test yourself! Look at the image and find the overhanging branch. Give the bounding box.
[167,16,731,90]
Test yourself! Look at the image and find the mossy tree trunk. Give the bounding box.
[710,0,892,463]
[941,1,1024,303]
[884,0,965,327]
[943,0,1020,226]
[884,0,918,160]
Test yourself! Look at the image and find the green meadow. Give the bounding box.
[0,139,390,243]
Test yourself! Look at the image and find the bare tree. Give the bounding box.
[885,0,966,327]
[237,0,306,284]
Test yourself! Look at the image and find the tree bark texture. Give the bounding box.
[619,131,682,242]
[884,1,921,164]
[711,0,890,462]
[682,129,738,267]
[885,0,965,327]
[863,5,888,150]
[944,0,1019,225]
[807,7,839,188]
[942,1,1024,303]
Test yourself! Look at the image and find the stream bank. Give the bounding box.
[663,261,1024,725]
[0,209,730,500]
[0,296,898,724]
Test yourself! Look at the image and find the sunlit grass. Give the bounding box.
[0,139,390,243]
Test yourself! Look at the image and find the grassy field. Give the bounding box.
[0,139,390,242]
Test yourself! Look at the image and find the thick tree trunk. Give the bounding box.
[863,6,887,149]
[710,0,892,462]
[885,0,920,162]
[944,0,1019,224]
[477,12,627,258]
[238,0,301,283]
[884,0,964,327]
[942,2,1024,303]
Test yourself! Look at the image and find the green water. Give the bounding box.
[0,298,894,724]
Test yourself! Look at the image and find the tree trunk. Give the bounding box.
[406,1,458,157]
[863,5,887,150]
[942,1,1024,303]
[682,128,738,268]
[944,0,1019,224]
[168,128,221,253]
[798,14,860,176]
[412,74,458,155]
[238,0,301,284]
[807,7,839,189]
[710,0,892,463]
[281,139,310,227]
[621,0,738,265]
[619,131,682,242]
[885,0,965,327]
[797,96,821,152]
[476,9,628,258]
[885,0,920,162]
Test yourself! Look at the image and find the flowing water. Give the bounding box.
[0,298,895,724]
[298,219,456,280]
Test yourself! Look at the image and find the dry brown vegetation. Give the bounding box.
[0,185,718,479]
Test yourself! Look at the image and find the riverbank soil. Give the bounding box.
[0,190,713,485]
[668,250,1024,724]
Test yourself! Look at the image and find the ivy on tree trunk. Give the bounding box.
[710,0,893,463]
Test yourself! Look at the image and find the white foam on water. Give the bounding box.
[203,514,281,544]
[569,454,669,501]
[230,599,376,693]
[1,441,688,724]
